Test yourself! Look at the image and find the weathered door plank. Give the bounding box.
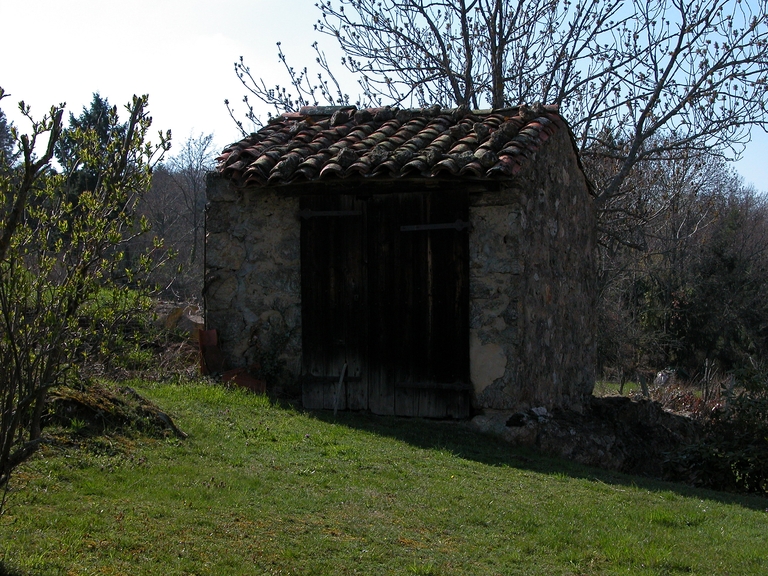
[369,191,470,418]
[300,194,366,410]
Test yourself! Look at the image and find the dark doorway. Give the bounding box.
[300,190,470,418]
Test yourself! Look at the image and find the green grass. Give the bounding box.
[592,380,639,396]
[2,380,767,575]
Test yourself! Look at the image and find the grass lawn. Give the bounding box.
[2,380,767,575]
[592,381,639,397]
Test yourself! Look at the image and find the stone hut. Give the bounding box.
[206,104,597,418]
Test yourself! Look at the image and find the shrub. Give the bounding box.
[0,88,169,507]
[665,364,768,494]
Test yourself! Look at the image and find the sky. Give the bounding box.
[1,0,766,191]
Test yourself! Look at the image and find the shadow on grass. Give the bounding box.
[308,407,768,513]
[0,561,25,576]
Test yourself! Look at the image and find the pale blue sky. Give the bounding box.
[1,0,766,190]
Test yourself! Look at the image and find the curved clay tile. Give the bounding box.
[228,159,246,173]
[378,119,401,133]
[222,149,243,167]
[259,132,292,150]
[389,118,426,144]
[295,165,319,180]
[306,135,333,152]
[447,142,472,154]
[460,161,485,177]
[429,132,455,151]
[319,162,346,179]
[486,156,517,177]
[473,122,491,143]
[243,173,268,187]
[287,121,309,137]
[325,141,352,158]
[474,148,499,168]
[418,146,445,168]
[373,107,395,122]
[498,142,526,157]
[333,148,358,169]
[333,124,353,139]
[546,113,567,130]
[431,157,460,176]
[401,158,430,176]
[360,130,393,149]
[486,130,509,152]
[419,121,448,138]
[346,158,373,176]
[270,152,304,181]
[242,160,268,177]
[500,118,524,136]
[484,114,504,127]
[345,124,376,142]
[389,147,415,166]
[373,159,404,177]
[296,155,328,178]
[242,143,265,155]
[456,133,479,147]
[354,109,374,123]
[449,124,469,140]
[368,144,390,167]
[400,138,426,154]
[244,157,272,181]
[385,132,408,149]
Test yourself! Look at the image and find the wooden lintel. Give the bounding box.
[299,209,363,219]
[394,381,472,391]
[400,220,470,232]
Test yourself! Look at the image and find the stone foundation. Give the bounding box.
[471,396,700,477]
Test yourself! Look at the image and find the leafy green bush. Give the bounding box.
[0,87,170,503]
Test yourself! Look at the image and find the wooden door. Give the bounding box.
[300,190,470,418]
[367,191,470,418]
[300,194,367,411]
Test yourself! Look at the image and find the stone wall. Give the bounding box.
[205,175,302,375]
[469,129,597,412]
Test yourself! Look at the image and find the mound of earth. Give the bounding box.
[46,382,187,439]
[471,396,700,478]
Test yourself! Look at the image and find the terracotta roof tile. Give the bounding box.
[217,103,567,186]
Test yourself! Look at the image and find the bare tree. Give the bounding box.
[168,133,215,272]
[0,103,15,169]
[233,0,768,203]
[231,0,768,382]
[593,145,768,380]
[135,133,214,300]
[227,43,354,132]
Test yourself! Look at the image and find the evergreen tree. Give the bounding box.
[56,93,127,192]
